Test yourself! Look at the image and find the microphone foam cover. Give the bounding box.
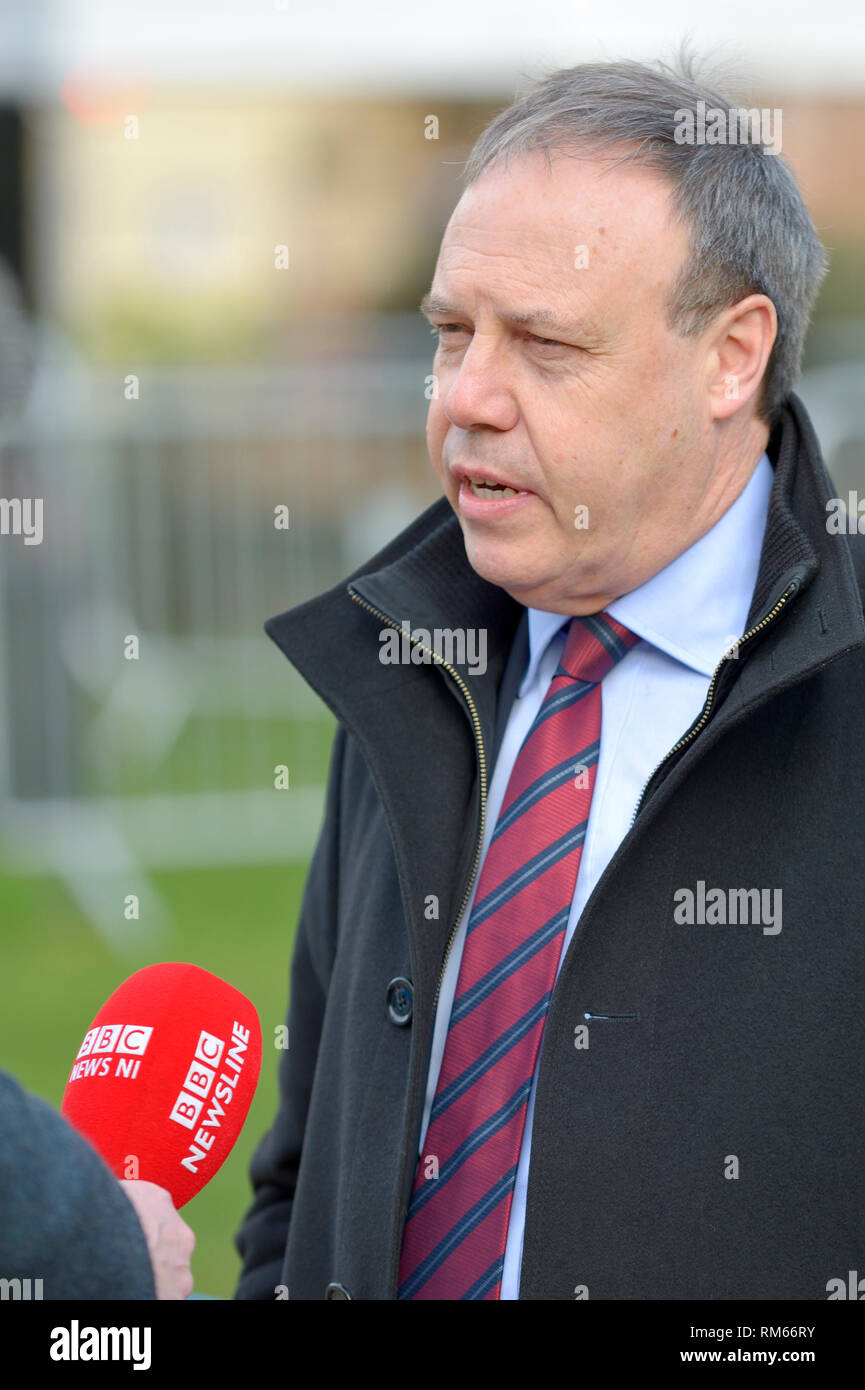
[62,962,261,1207]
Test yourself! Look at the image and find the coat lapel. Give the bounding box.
[264,500,522,1016]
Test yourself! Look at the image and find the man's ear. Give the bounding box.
[705,294,777,421]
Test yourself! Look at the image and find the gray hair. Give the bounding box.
[461,51,828,423]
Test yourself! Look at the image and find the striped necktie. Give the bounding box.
[397,610,640,1299]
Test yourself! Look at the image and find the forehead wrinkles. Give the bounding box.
[435,241,568,303]
[432,225,622,334]
[439,154,683,292]
[436,209,595,317]
[440,210,584,275]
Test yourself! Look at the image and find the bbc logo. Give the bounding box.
[75,1024,154,1060]
[169,1030,226,1130]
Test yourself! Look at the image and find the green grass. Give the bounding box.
[0,860,312,1300]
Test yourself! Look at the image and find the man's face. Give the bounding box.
[424,148,722,614]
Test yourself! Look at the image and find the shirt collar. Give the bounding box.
[521,451,774,694]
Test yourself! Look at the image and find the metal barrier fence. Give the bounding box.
[0,357,433,944]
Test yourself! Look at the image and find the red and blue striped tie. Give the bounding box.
[397,611,640,1299]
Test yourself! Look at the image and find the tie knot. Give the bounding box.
[557,612,640,684]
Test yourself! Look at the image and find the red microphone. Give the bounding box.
[61,962,262,1208]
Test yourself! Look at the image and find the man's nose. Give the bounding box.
[442,338,520,433]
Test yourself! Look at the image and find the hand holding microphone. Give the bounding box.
[119,1179,196,1300]
[61,962,262,1298]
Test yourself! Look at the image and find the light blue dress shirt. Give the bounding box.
[418,451,774,1298]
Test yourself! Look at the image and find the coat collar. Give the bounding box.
[718,391,865,714]
[265,492,522,762]
[265,393,865,740]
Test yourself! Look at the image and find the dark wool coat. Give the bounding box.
[0,1069,156,1298]
[235,394,865,1300]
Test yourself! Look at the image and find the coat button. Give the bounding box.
[325,1282,352,1300]
[386,977,413,1026]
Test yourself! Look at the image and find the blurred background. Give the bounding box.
[0,0,863,1298]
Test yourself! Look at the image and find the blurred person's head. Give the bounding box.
[423,53,827,614]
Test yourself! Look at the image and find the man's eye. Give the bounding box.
[428,324,568,350]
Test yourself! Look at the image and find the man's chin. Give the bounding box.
[459,537,610,614]
[460,537,556,605]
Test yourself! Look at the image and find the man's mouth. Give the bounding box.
[450,465,535,517]
[466,478,521,499]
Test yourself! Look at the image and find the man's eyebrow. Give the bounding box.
[418,293,594,339]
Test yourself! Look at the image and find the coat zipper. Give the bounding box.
[629,577,801,827]
[347,588,488,1009]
